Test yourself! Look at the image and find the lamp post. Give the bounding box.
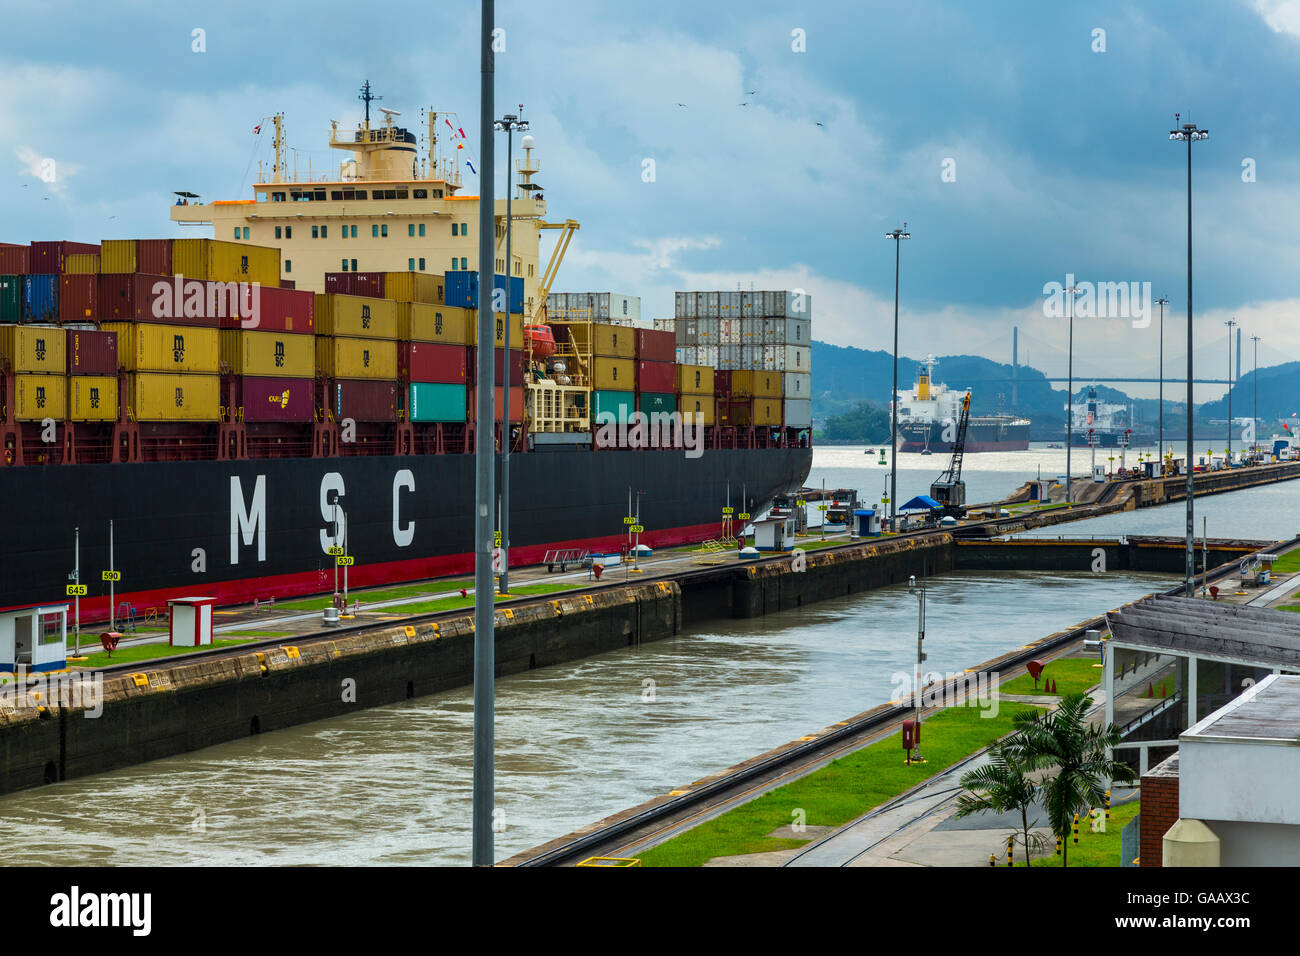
[907,573,925,762]
[1065,282,1082,504]
[1224,318,1237,462]
[885,224,910,531]
[493,109,529,595]
[473,0,497,868]
[1251,335,1261,454]
[1169,116,1208,599]
[1156,296,1169,463]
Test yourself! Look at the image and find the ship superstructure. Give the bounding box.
[1069,385,1132,447]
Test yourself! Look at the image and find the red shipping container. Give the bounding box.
[333,379,398,422]
[0,243,29,274]
[713,370,732,396]
[29,241,100,274]
[324,272,385,298]
[401,342,467,384]
[466,347,524,386]
[135,239,173,277]
[636,359,675,394]
[231,286,315,333]
[98,273,223,327]
[634,328,675,362]
[468,386,525,423]
[238,376,315,423]
[66,328,118,375]
[58,274,97,323]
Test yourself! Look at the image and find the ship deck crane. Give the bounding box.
[535,219,580,321]
[930,392,970,518]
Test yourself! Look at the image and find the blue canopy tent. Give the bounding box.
[899,494,942,512]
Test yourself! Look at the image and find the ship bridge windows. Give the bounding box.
[413,188,428,199]
[270,191,287,202]
[289,189,327,202]
[371,189,408,200]
[330,188,368,200]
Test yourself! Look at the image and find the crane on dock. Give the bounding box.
[930,392,970,518]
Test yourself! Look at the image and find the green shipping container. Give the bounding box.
[637,392,677,415]
[409,382,467,422]
[0,276,21,323]
[592,389,635,425]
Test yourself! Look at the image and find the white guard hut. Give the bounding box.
[168,597,217,647]
[753,514,795,553]
[853,508,882,538]
[0,604,69,673]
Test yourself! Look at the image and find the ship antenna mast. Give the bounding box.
[359,80,381,128]
[272,113,285,183]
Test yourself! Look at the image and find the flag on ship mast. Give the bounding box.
[253,124,262,134]
[466,159,477,175]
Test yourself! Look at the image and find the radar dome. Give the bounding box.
[521,134,536,149]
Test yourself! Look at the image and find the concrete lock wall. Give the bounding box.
[954,540,1255,575]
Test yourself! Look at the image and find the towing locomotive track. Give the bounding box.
[503,536,1294,867]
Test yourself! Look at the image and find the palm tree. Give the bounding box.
[1005,692,1136,867]
[955,738,1045,866]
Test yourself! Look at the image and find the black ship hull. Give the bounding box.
[2,446,812,620]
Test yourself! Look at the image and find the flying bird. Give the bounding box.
[676,102,687,108]
[815,121,826,127]
[746,90,758,95]
[737,102,749,107]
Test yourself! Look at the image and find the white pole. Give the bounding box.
[109,519,115,631]
[74,527,80,655]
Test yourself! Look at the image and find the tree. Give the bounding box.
[820,400,892,444]
[955,739,1046,866]
[1004,692,1136,867]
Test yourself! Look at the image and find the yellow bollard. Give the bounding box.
[1073,813,1079,845]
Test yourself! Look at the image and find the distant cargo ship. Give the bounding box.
[1069,385,1132,447]
[893,358,1030,452]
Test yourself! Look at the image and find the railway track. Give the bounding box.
[507,536,1295,866]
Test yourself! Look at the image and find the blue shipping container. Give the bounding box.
[410,382,468,422]
[443,272,524,313]
[22,274,58,323]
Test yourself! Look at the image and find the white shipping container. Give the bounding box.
[783,372,811,399]
[696,317,719,344]
[780,318,811,345]
[741,291,761,318]
[675,346,696,365]
[653,317,676,332]
[740,317,762,342]
[783,344,811,372]
[717,344,743,370]
[783,399,812,427]
[761,317,781,342]
[761,291,776,317]
[695,345,719,368]
[769,290,813,319]
[701,291,720,317]
[720,291,741,316]
[741,345,763,369]
[675,291,697,318]
[719,318,741,344]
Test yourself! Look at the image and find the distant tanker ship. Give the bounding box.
[893,358,1030,453]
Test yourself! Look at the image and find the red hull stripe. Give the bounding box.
[56,521,727,626]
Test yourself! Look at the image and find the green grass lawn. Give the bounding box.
[375,581,589,615]
[273,580,475,612]
[997,657,1104,698]
[68,638,260,669]
[636,704,1043,868]
[1278,605,1300,613]
[1271,550,1300,574]
[1028,799,1141,867]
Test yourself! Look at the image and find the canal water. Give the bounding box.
[0,566,1173,866]
[811,443,1300,541]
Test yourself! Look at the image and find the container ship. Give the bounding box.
[0,85,812,621]
[893,358,1029,452]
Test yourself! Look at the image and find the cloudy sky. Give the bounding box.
[5,0,1300,399]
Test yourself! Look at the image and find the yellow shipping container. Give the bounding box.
[731,370,782,399]
[397,303,469,344]
[64,253,101,275]
[13,373,66,421]
[314,294,398,339]
[104,322,220,373]
[383,272,443,305]
[315,336,398,380]
[0,326,66,374]
[591,357,634,390]
[99,239,136,274]
[679,394,715,426]
[592,323,635,358]
[220,330,315,378]
[676,363,714,395]
[172,238,281,287]
[466,310,524,349]
[752,398,782,426]
[68,375,118,422]
[126,373,220,422]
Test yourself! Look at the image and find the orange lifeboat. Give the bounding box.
[525,324,556,358]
